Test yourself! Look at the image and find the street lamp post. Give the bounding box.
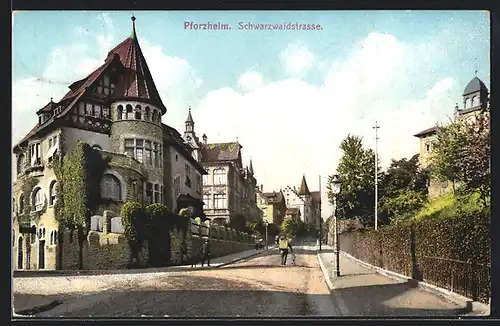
[264,220,269,249]
[319,175,322,252]
[331,174,341,277]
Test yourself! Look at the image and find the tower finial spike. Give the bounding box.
[131,15,137,38]
[475,69,478,77]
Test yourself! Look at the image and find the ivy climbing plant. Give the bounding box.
[50,141,109,269]
[121,202,147,263]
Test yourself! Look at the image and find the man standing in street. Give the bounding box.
[278,236,294,266]
[201,238,211,267]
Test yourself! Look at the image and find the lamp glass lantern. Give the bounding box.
[331,174,341,195]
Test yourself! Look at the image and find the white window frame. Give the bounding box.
[203,193,211,208]
[49,181,57,206]
[214,168,227,185]
[33,188,44,211]
[214,193,227,209]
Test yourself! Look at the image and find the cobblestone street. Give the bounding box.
[16,247,333,317]
[13,246,471,317]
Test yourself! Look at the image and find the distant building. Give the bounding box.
[256,186,286,226]
[414,75,489,197]
[282,175,321,226]
[181,109,263,225]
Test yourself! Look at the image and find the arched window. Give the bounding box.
[100,174,122,201]
[472,96,480,107]
[32,187,44,211]
[135,105,142,120]
[144,106,150,121]
[152,109,158,124]
[465,98,471,109]
[91,144,102,150]
[17,154,25,175]
[126,104,134,119]
[49,181,57,206]
[117,105,123,120]
[31,225,37,244]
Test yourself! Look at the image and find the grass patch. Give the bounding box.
[413,190,486,222]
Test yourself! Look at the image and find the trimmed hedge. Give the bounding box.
[339,208,491,303]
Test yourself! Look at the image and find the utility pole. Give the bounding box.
[373,121,380,231]
[318,175,322,252]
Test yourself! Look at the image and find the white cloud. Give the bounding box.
[193,32,459,217]
[237,71,264,92]
[280,42,316,77]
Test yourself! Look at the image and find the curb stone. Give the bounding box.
[340,251,490,316]
[316,253,348,316]
[216,246,277,268]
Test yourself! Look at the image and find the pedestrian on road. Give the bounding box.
[201,238,211,267]
[278,236,294,266]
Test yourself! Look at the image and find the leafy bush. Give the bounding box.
[121,202,147,255]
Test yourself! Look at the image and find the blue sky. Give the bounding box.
[12,11,490,215]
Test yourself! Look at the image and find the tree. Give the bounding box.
[430,121,468,193]
[281,217,296,236]
[379,154,429,222]
[226,214,247,232]
[327,135,380,226]
[459,113,491,207]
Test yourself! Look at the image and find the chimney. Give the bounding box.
[260,184,263,192]
[202,133,207,144]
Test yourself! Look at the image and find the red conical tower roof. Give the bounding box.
[107,16,167,114]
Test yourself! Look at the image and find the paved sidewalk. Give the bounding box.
[317,246,465,316]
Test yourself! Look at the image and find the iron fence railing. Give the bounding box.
[420,256,491,304]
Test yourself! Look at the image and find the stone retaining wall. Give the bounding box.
[57,221,253,270]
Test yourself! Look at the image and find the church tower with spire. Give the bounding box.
[298,175,313,224]
[182,106,203,162]
[109,16,168,203]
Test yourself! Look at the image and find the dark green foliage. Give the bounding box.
[459,113,490,207]
[430,121,467,191]
[327,134,380,226]
[226,214,247,232]
[52,142,109,230]
[340,208,491,303]
[121,202,147,256]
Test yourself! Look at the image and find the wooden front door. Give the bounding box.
[38,240,45,269]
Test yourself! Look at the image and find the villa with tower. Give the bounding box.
[413,75,490,197]
[282,175,321,226]
[12,17,208,270]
